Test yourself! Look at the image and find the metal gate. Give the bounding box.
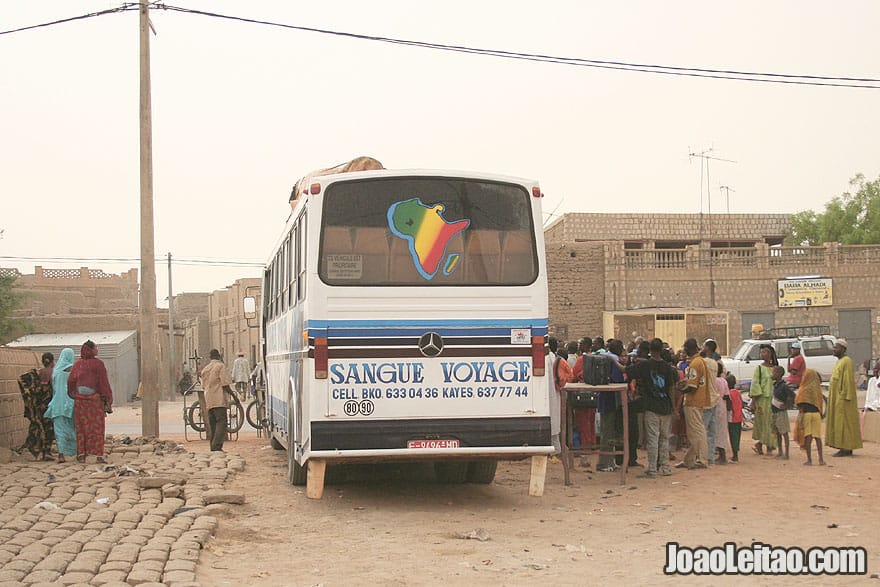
[655,314,686,349]
[839,309,872,371]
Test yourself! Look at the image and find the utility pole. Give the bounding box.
[167,253,174,402]
[139,1,159,436]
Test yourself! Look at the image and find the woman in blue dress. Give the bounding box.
[45,348,76,463]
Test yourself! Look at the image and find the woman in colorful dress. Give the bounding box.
[17,352,56,460]
[750,344,778,455]
[67,341,113,463]
[45,348,76,463]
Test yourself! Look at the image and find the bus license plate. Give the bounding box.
[407,439,459,449]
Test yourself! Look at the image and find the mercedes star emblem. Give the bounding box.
[418,332,444,357]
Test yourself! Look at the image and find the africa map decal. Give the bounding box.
[387,198,470,280]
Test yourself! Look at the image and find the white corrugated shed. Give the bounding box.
[5,331,139,406]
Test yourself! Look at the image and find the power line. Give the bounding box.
[0,3,138,36]
[156,4,880,89]
[0,255,263,267]
[4,3,879,89]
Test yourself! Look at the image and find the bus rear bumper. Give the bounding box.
[307,445,553,462]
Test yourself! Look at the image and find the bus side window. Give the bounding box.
[465,230,502,283]
[352,227,390,283]
[501,231,535,283]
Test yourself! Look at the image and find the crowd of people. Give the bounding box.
[17,341,114,464]
[548,334,864,477]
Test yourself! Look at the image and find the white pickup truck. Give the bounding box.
[723,334,838,388]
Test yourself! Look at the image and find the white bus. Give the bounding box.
[259,165,552,498]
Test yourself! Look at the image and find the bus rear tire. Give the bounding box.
[434,461,468,484]
[466,460,497,484]
[289,455,307,486]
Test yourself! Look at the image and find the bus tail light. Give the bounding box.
[532,335,545,376]
[532,186,544,198]
[315,337,328,379]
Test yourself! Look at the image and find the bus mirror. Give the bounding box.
[243,296,257,320]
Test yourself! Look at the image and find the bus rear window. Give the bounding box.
[319,177,537,286]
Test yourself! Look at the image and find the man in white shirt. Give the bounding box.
[231,352,251,396]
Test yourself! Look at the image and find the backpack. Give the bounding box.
[582,354,611,386]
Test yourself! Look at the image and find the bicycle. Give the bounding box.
[181,354,245,437]
[244,378,267,433]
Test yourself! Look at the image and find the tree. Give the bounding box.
[788,174,880,245]
[0,274,29,344]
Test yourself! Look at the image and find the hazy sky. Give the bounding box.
[2,1,878,303]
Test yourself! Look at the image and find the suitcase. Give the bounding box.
[582,354,612,386]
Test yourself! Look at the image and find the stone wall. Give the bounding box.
[546,241,605,341]
[8,266,140,338]
[0,347,39,451]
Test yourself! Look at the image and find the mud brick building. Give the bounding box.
[545,213,880,368]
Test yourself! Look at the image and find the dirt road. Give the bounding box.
[105,402,878,585]
[192,435,878,585]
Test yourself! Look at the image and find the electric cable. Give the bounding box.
[156,3,880,89]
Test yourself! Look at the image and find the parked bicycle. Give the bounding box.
[244,378,267,431]
[180,354,244,436]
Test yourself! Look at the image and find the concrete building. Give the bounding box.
[206,277,262,368]
[545,213,879,369]
[4,266,139,337]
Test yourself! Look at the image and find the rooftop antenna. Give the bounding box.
[719,185,736,242]
[688,148,737,307]
[542,198,565,228]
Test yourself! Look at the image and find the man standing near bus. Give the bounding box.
[231,351,250,396]
[201,349,234,452]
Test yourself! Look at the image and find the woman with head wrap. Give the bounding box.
[16,352,56,460]
[68,341,113,463]
[749,344,778,455]
[44,348,76,463]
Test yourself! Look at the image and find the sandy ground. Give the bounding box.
[109,402,879,586]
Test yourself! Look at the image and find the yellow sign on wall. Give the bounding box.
[777,278,833,308]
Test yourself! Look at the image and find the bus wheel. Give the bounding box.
[289,454,307,486]
[434,461,468,484]
[467,460,498,484]
[270,436,284,450]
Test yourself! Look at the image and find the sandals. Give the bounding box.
[75,455,86,463]
[96,456,106,464]
[752,443,763,456]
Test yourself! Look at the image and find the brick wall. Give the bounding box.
[546,241,605,341]
[0,347,39,450]
[8,266,140,338]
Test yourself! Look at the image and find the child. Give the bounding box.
[770,365,791,460]
[725,373,743,462]
[795,368,825,466]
